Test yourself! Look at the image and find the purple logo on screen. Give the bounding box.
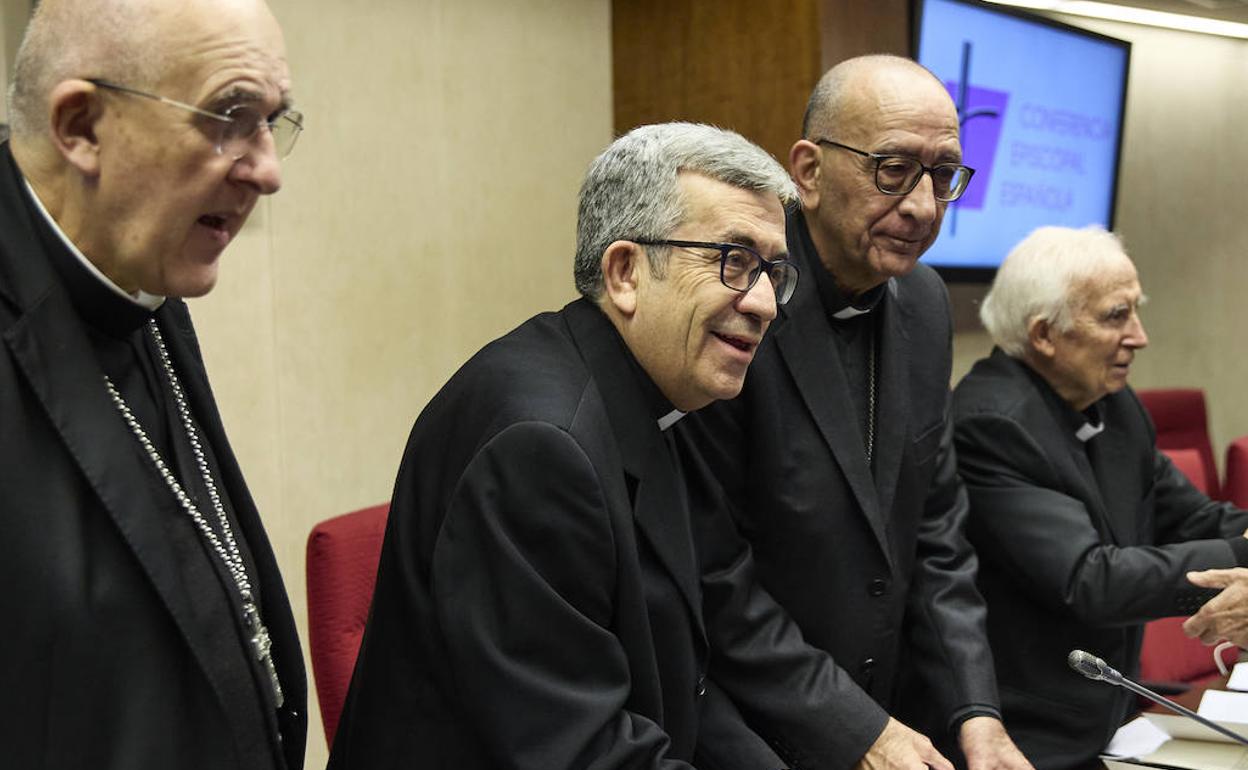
[944,82,1008,211]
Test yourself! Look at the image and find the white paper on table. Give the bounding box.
[1103,715,1170,757]
[1144,712,1248,743]
[1200,689,1248,725]
[1228,661,1248,692]
[1142,738,1248,770]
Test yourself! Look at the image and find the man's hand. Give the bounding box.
[1184,568,1248,647]
[854,717,953,770]
[959,716,1034,770]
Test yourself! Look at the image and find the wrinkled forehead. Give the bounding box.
[1072,254,1141,308]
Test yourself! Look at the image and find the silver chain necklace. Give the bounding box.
[103,319,284,708]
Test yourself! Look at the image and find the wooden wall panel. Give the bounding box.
[818,0,912,70]
[612,0,911,161]
[613,0,822,163]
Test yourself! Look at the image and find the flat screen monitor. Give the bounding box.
[913,0,1131,281]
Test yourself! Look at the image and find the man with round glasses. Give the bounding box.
[685,55,1033,769]
[0,1,305,768]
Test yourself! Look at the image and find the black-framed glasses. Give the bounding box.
[635,239,799,305]
[814,139,974,202]
[85,78,304,160]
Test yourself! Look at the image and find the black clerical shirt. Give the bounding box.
[793,211,885,469]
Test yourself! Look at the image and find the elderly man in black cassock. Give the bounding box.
[953,225,1248,770]
[0,1,306,767]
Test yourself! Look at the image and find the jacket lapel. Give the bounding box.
[0,147,273,757]
[773,252,893,567]
[3,291,258,709]
[565,300,706,643]
[1014,354,1119,544]
[868,279,908,527]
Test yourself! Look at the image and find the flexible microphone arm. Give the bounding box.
[1067,649,1248,748]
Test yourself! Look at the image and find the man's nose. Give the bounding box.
[897,171,938,223]
[229,131,283,195]
[1125,313,1149,349]
[737,272,778,323]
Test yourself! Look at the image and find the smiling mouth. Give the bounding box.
[714,332,755,352]
[198,214,228,230]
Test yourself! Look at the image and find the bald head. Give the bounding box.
[6,0,283,141]
[802,55,950,141]
[9,0,159,139]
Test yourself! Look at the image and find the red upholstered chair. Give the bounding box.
[1138,449,1235,692]
[1136,388,1220,498]
[1224,436,1248,509]
[306,503,389,746]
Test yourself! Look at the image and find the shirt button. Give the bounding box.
[868,578,888,597]
[860,657,876,675]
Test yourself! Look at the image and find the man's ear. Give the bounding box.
[600,240,643,317]
[789,139,822,211]
[47,80,105,177]
[1028,316,1057,359]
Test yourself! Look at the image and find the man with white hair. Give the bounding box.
[952,225,1248,770]
[0,1,305,767]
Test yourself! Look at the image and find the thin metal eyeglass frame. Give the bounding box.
[84,78,302,160]
[813,138,974,202]
[635,239,799,305]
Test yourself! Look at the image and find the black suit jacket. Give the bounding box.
[952,348,1248,770]
[0,143,306,769]
[330,299,776,769]
[331,299,867,770]
[685,211,1000,765]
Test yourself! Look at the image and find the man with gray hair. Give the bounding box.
[0,0,305,768]
[953,225,1248,769]
[330,122,870,769]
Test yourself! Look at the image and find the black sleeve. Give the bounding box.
[434,422,694,769]
[956,412,1248,626]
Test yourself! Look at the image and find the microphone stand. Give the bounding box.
[1070,649,1248,748]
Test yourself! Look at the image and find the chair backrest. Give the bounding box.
[306,503,389,746]
[1225,436,1248,509]
[1136,388,1220,498]
[1138,448,1232,686]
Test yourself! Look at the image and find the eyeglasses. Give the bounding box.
[85,78,304,160]
[814,139,974,202]
[635,239,799,305]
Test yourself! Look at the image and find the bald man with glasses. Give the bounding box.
[0,1,305,767]
[684,55,1032,770]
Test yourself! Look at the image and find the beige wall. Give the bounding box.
[189,0,612,765]
[951,17,1248,466]
[0,0,30,125]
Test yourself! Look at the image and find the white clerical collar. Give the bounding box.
[658,409,686,431]
[1075,418,1105,443]
[22,178,165,311]
[832,304,871,320]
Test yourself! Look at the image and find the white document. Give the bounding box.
[1200,689,1248,725]
[1227,662,1248,693]
[1100,711,1248,769]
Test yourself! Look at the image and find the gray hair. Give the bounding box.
[574,122,797,300]
[980,225,1131,357]
[802,54,945,139]
[7,0,167,139]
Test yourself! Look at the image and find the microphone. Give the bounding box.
[1067,650,1123,683]
[1067,649,1248,747]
